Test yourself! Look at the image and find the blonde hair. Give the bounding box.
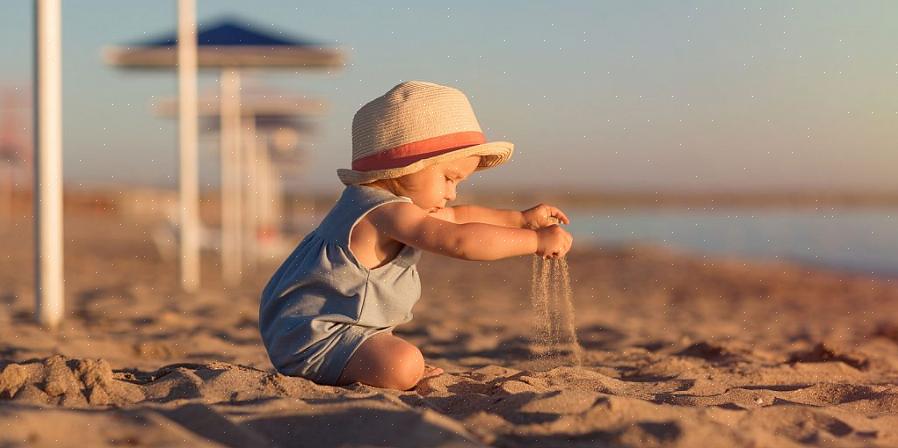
[360,155,480,197]
[362,177,410,197]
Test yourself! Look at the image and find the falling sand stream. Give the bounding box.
[529,256,583,366]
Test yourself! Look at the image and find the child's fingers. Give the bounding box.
[552,207,570,225]
[542,205,569,225]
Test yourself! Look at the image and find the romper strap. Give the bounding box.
[316,185,412,246]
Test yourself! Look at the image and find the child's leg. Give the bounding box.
[337,332,443,390]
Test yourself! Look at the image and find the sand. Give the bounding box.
[2,210,898,447]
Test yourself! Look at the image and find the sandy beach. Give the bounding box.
[2,207,898,447]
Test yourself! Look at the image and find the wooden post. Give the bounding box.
[177,0,200,292]
[33,0,64,328]
[219,69,242,285]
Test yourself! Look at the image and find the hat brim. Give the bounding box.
[337,141,513,185]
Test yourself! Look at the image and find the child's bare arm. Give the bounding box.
[369,202,539,261]
[441,203,571,230]
[448,205,524,227]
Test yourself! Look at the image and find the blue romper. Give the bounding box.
[259,185,422,385]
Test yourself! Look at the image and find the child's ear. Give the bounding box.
[389,177,410,196]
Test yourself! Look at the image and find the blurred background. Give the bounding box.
[2,0,898,283]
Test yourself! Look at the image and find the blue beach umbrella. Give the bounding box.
[104,17,343,69]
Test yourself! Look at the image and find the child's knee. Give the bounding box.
[389,344,425,390]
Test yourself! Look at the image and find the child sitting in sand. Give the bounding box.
[259,81,573,390]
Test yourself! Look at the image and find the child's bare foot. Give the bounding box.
[420,364,444,381]
[412,365,445,391]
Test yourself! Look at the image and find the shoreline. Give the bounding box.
[576,239,898,283]
[6,186,898,214]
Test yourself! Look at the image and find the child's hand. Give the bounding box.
[522,204,570,230]
[535,225,573,259]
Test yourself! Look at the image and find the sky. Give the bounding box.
[1,1,896,193]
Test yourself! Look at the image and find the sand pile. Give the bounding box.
[0,355,142,406]
[0,355,356,407]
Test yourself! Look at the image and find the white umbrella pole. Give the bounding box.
[243,115,258,271]
[220,69,242,285]
[270,153,284,237]
[177,0,200,292]
[33,0,64,328]
[256,137,272,242]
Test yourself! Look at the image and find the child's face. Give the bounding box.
[390,156,480,212]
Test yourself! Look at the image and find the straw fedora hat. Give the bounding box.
[337,81,514,185]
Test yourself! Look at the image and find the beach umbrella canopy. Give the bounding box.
[196,115,311,138]
[153,88,320,160]
[104,18,344,69]
[153,88,326,118]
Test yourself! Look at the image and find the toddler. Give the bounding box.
[259,81,573,390]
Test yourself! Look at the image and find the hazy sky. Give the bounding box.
[1,1,896,193]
